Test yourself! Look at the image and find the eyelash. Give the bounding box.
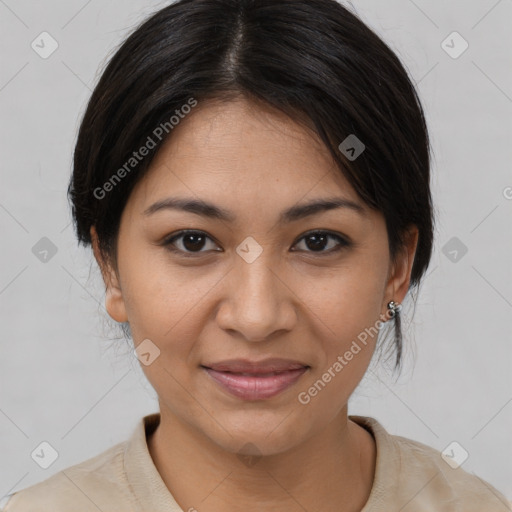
[161,229,351,258]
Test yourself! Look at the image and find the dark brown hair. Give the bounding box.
[68,0,435,373]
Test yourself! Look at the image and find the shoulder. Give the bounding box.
[391,432,511,511]
[351,415,511,511]
[0,440,136,512]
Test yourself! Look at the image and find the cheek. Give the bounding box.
[119,256,211,416]
[302,255,388,347]
[295,269,386,416]
[116,245,221,390]
[293,256,388,409]
[117,241,210,337]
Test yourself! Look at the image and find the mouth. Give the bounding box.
[201,358,310,400]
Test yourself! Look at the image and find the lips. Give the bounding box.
[203,358,308,374]
[201,358,310,400]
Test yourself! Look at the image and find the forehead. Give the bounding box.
[128,97,362,217]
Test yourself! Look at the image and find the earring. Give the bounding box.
[387,300,402,320]
[387,300,403,370]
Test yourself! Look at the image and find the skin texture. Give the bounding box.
[91,97,418,512]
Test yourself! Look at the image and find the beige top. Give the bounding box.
[2,413,510,511]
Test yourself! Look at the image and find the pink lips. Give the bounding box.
[201,358,309,400]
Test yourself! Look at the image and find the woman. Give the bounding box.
[2,0,510,510]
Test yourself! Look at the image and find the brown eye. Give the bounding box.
[162,229,351,258]
[292,231,351,254]
[163,230,221,256]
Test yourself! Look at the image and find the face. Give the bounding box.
[92,97,417,456]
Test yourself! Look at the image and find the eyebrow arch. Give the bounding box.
[143,196,367,223]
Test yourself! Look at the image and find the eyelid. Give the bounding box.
[162,229,351,257]
[290,230,351,255]
[162,229,221,257]
[293,229,351,247]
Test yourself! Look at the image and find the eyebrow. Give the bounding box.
[143,196,367,223]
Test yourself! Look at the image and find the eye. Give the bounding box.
[162,229,351,258]
[163,230,221,257]
[292,230,351,254]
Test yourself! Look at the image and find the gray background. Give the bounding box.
[1,0,511,503]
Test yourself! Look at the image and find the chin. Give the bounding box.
[201,409,310,457]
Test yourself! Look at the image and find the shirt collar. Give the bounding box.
[349,414,400,511]
[123,412,398,511]
[124,413,184,511]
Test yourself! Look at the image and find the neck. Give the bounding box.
[147,404,376,512]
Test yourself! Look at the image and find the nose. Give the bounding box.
[215,254,297,342]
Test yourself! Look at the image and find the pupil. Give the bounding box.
[306,234,327,251]
[184,233,205,251]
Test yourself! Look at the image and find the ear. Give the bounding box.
[90,226,128,323]
[382,224,419,314]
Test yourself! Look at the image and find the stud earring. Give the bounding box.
[387,300,402,319]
